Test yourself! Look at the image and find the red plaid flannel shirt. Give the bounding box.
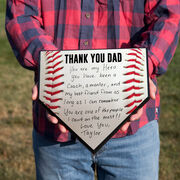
[6,0,180,141]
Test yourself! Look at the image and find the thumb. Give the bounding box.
[121,122,131,132]
[149,78,156,100]
[58,124,67,133]
[32,83,38,100]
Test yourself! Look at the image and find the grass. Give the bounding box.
[158,46,180,180]
[0,1,180,180]
[0,2,35,180]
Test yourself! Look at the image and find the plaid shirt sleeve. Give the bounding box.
[134,0,180,77]
[5,0,58,71]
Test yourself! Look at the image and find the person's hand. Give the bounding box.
[32,83,67,133]
[120,77,157,132]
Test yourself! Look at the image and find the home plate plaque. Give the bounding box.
[39,48,149,153]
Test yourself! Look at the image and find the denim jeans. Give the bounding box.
[33,120,160,180]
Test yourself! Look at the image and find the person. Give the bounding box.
[5,0,180,179]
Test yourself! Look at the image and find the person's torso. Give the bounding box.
[40,0,146,50]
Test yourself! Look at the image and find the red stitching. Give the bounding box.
[43,51,64,112]
[126,59,143,65]
[46,51,52,55]
[127,53,143,60]
[130,49,143,55]
[44,96,62,102]
[127,106,138,114]
[123,49,145,115]
[123,86,142,92]
[46,56,62,64]
[45,82,64,88]
[44,90,63,96]
[46,61,62,69]
[124,65,141,70]
[125,100,142,107]
[124,93,143,99]
[45,104,60,109]
[47,51,60,59]
[47,67,64,74]
[46,74,64,81]
[124,71,142,76]
[123,79,143,84]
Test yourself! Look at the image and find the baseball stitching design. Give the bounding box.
[123,48,145,114]
[42,49,146,116]
[43,51,64,114]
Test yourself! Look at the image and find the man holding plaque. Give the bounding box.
[6,0,180,180]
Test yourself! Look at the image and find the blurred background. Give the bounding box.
[0,0,180,179]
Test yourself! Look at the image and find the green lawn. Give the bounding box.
[158,45,180,179]
[0,2,35,179]
[0,1,180,180]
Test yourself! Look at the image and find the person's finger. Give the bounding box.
[121,78,155,132]
[46,111,58,124]
[58,124,67,133]
[121,108,143,132]
[149,78,156,100]
[130,107,143,121]
[121,122,131,132]
[46,111,67,133]
[32,83,38,100]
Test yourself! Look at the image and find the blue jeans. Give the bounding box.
[33,120,160,180]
